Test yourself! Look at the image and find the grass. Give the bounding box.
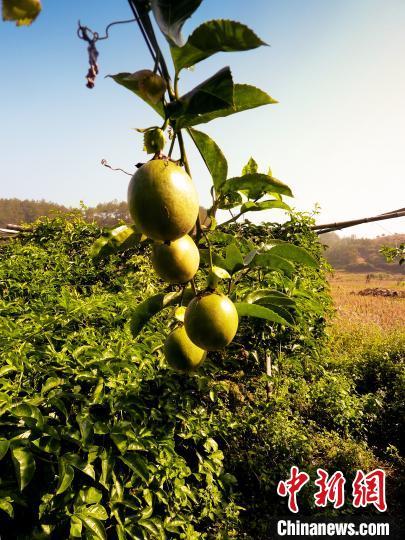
[329,271,405,331]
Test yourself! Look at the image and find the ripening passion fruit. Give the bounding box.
[184,292,239,351]
[164,326,207,373]
[127,160,199,241]
[151,234,200,284]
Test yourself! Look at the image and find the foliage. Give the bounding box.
[380,243,405,266]
[1,216,403,539]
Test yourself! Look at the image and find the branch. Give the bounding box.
[312,209,405,235]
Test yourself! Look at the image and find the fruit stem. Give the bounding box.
[168,133,177,157]
[190,278,198,296]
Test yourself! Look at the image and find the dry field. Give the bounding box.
[329,272,405,331]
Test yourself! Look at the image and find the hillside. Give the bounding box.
[321,232,405,274]
[0,198,130,228]
[1,198,404,273]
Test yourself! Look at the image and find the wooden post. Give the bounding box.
[265,351,272,400]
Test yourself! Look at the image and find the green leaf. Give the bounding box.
[174,306,186,322]
[235,303,291,325]
[218,191,242,210]
[244,289,295,307]
[0,497,14,518]
[84,504,108,520]
[168,67,234,122]
[11,446,36,491]
[222,173,293,198]
[70,515,83,538]
[224,243,244,274]
[242,157,258,175]
[130,289,194,337]
[79,487,103,505]
[177,83,277,127]
[119,454,150,483]
[188,128,227,190]
[108,72,165,117]
[56,458,75,494]
[0,438,9,460]
[266,243,318,267]
[10,403,43,428]
[211,265,231,280]
[64,453,95,480]
[171,19,266,71]
[41,376,64,395]
[151,0,203,47]
[90,225,144,260]
[240,200,291,214]
[76,514,107,540]
[2,0,41,26]
[251,253,295,275]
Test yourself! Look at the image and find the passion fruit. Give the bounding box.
[184,292,239,351]
[164,326,207,373]
[151,234,200,284]
[127,160,199,241]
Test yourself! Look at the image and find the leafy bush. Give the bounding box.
[1,215,403,539]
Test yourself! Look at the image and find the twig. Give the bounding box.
[101,159,133,176]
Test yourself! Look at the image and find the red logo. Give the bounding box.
[277,466,310,513]
[352,469,387,512]
[277,467,387,513]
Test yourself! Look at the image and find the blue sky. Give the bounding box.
[1,0,404,237]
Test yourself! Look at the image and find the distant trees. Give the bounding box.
[322,232,405,274]
[0,198,130,228]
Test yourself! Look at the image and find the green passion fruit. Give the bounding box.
[151,234,200,284]
[184,292,239,351]
[127,160,199,241]
[164,326,207,373]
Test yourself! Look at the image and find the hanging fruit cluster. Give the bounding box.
[127,151,238,374]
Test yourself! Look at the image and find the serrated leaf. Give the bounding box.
[235,303,291,325]
[177,83,277,128]
[0,438,10,460]
[171,19,266,71]
[2,0,41,26]
[151,0,203,47]
[222,173,293,198]
[242,157,258,175]
[108,72,165,117]
[188,128,227,190]
[168,67,234,121]
[11,446,36,491]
